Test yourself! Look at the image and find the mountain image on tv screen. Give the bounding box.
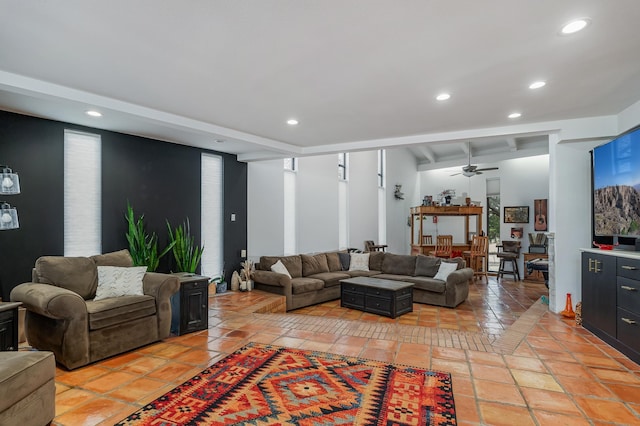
[593,128,640,236]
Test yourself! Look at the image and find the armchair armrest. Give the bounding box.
[142,272,180,339]
[10,282,87,320]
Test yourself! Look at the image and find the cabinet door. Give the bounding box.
[181,281,208,333]
[581,253,616,337]
[0,312,17,351]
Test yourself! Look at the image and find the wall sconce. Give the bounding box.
[1,166,21,195]
[0,165,20,230]
[0,202,19,230]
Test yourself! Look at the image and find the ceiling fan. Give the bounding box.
[450,142,499,177]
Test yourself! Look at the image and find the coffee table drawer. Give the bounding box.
[365,295,392,315]
[365,287,392,300]
[342,291,365,309]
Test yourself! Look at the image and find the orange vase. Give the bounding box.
[561,293,576,318]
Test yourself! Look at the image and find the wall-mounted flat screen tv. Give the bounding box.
[593,125,640,238]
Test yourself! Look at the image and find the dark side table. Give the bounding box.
[170,273,210,335]
[0,301,22,351]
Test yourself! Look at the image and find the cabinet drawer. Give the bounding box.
[396,296,413,313]
[365,295,392,315]
[342,284,365,294]
[342,291,364,308]
[617,257,640,280]
[618,277,640,314]
[182,280,207,291]
[365,287,392,300]
[617,308,640,353]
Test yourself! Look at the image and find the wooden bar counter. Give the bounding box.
[410,205,483,255]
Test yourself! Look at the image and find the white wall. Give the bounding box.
[348,150,379,251]
[247,159,284,261]
[297,155,339,253]
[386,148,420,254]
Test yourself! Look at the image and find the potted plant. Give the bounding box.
[166,218,204,274]
[125,203,173,272]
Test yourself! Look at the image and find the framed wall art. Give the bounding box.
[504,206,529,223]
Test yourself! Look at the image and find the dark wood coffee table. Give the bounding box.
[340,277,413,318]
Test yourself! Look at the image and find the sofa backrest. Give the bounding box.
[259,255,303,278]
[382,253,417,275]
[301,254,330,276]
[414,255,466,277]
[90,249,134,267]
[35,256,98,300]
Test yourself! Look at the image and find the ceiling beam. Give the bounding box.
[506,137,518,151]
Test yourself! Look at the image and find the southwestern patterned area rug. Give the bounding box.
[116,342,456,425]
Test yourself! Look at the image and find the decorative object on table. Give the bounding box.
[422,195,433,206]
[0,165,20,231]
[211,271,227,293]
[528,232,548,253]
[503,206,529,223]
[438,189,456,205]
[239,260,254,291]
[593,241,617,250]
[230,270,241,291]
[125,202,174,272]
[534,199,548,231]
[575,301,582,326]
[166,217,204,273]
[114,342,457,426]
[561,293,576,318]
[510,227,524,239]
[393,184,404,200]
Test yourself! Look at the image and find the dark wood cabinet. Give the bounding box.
[0,302,21,351]
[581,250,640,363]
[170,274,209,335]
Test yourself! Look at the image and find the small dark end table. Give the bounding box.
[170,273,210,335]
[0,301,22,351]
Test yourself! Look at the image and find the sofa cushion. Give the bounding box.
[90,249,134,267]
[325,252,343,272]
[260,255,303,278]
[349,253,370,271]
[271,260,292,278]
[0,351,55,416]
[35,256,98,300]
[444,257,466,269]
[382,253,417,275]
[301,254,330,276]
[433,262,458,281]
[347,270,382,278]
[86,295,157,330]
[338,252,351,270]
[373,274,413,283]
[291,277,325,295]
[307,272,351,287]
[369,251,385,271]
[403,276,446,293]
[94,266,147,301]
[415,255,441,277]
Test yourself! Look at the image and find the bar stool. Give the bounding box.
[463,235,488,282]
[497,241,521,280]
[429,235,453,258]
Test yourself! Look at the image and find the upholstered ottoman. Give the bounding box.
[0,351,55,426]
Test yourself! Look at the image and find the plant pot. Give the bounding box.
[216,281,227,293]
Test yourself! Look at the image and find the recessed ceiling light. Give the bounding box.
[436,93,451,101]
[508,112,522,119]
[287,119,299,125]
[529,81,546,89]
[561,18,590,35]
[86,110,102,117]
[214,139,225,143]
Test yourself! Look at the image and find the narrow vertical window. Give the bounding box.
[64,130,101,256]
[338,153,348,181]
[377,150,386,244]
[201,153,223,278]
[338,153,349,249]
[284,158,297,255]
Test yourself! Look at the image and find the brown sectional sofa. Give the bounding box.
[252,251,473,311]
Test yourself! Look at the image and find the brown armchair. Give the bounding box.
[10,249,180,370]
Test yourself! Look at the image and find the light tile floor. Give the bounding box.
[45,277,640,425]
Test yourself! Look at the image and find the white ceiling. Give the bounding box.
[1,1,639,169]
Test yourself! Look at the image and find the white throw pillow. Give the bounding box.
[270,260,292,278]
[95,266,147,301]
[433,262,458,281]
[349,253,370,271]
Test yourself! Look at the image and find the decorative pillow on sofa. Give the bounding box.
[301,254,330,276]
[433,262,458,281]
[338,252,351,270]
[349,253,370,271]
[94,266,147,301]
[271,260,292,278]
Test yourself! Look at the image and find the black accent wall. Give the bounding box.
[0,110,247,300]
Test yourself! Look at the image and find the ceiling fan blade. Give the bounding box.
[475,167,499,172]
[450,172,462,176]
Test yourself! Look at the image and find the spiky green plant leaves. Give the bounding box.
[167,218,204,273]
[124,202,174,272]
